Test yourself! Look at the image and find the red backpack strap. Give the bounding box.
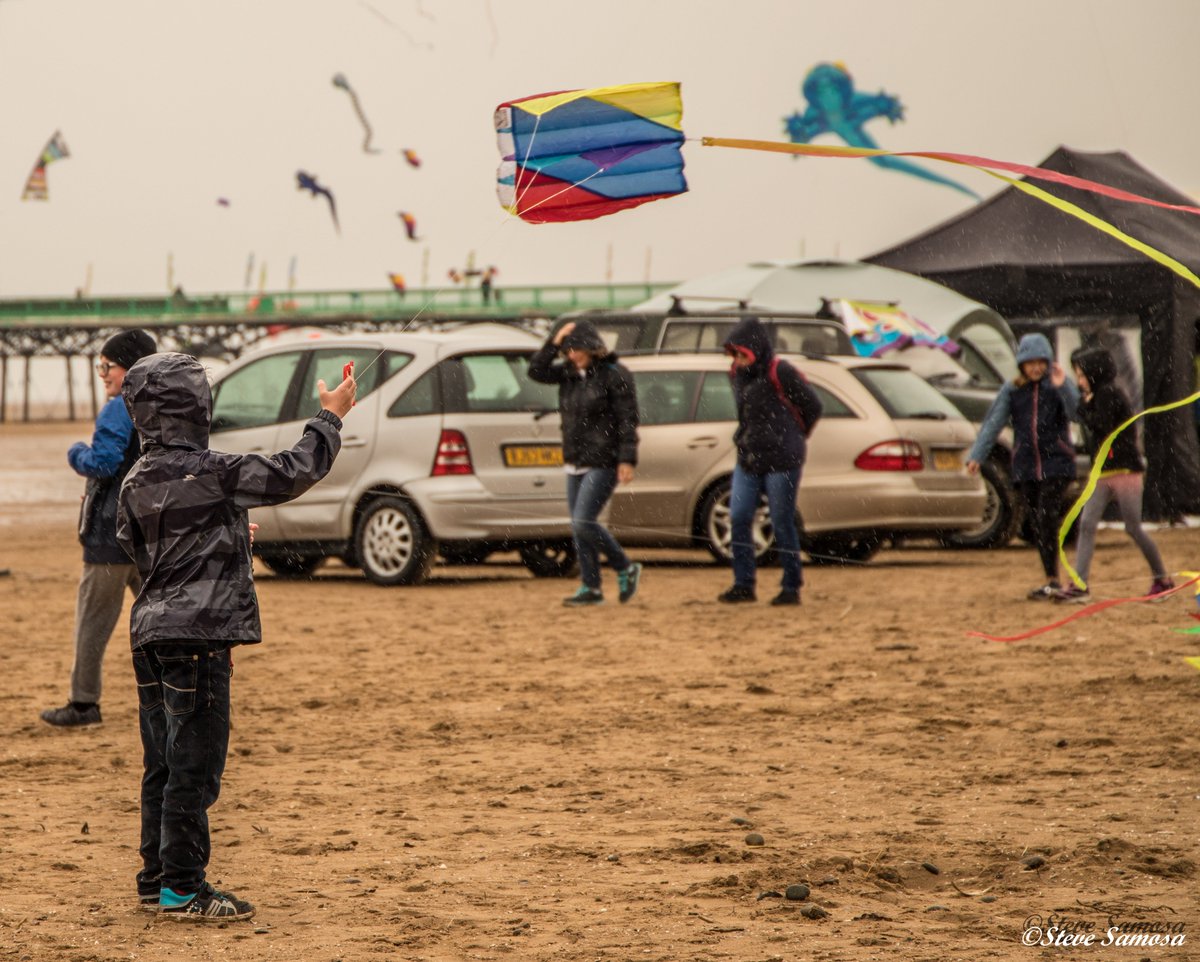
[769,357,807,433]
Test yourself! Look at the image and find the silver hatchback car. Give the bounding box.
[612,353,986,563]
[208,326,575,585]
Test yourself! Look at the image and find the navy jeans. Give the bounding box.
[133,642,232,896]
[566,468,630,590]
[730,464,803,592]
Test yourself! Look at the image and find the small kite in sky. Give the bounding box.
[21,130,70,201]
[397,211,420,240]
[296,170,339,233]
[402,148,421,168]
[388,272,406,294]
[216,197,231,207]
[333,72,382,154]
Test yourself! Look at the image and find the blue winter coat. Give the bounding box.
[970,378,1079,482]
[69,396,140,565]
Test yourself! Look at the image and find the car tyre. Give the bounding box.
[697,478,778,566]
[355,497,435,586]
[804,533,883,565]
[439,544,494,566]
[258,550,324,578]
[518,540,578,578]
[941,458,1022,549]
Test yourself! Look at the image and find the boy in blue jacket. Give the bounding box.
[40,329,156,728]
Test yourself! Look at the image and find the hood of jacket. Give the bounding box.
[723,317,775,375]
[1072,346,1117,389]
[121,352,212,451]
[560,319,609,355]
[1015,332,1054,366]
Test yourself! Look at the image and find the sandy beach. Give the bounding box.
[1,421,1197,961]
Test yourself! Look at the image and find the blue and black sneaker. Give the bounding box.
[159,882,255,922]
[617,563,643,604]
[563,586,604,607]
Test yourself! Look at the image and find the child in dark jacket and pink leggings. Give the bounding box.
[1055,346,1173,603]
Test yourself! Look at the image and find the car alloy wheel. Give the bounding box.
[698,479,776,565]
[355,497,434,586]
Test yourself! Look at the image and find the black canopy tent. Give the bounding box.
[868,147,1200,518]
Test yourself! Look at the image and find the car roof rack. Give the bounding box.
[668,295,751,315]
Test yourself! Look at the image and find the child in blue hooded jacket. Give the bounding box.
[966,333,1079,599]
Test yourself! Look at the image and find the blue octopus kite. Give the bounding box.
[784,62,980,200]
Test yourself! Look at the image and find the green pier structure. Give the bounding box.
[0,282,672,421]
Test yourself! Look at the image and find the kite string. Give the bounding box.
[512,113,543,208]
[350,164,609,383]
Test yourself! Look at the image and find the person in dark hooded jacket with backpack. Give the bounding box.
[1055,346,1173,603]
[529,319,641,607]
[719,317,823,606]
[116,352,355,922]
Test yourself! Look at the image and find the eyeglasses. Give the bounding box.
[95,362,116,376]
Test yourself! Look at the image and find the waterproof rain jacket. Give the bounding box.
[528,322,639,469]
[1073,347,1143,473]
[723,318,823,475]
[70,397,141,565]
[116,353,343,650]
[969,333,1079,483]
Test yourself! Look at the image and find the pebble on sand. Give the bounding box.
[785,883,810,901]
[744,833,765,846]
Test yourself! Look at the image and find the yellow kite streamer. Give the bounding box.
[700,137,1200,294]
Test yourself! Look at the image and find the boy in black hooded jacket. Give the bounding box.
[117,352,355,921]
[1057,347,1172,603]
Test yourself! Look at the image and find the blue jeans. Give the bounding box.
[730,464,803,592]
[567,468,630,590]
[133,642,232,895]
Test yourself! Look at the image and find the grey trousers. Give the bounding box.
[69,562,142,704]
[1073,472,1167,585]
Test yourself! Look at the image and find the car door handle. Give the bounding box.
[342,437,368,448]
[687,437,719,449]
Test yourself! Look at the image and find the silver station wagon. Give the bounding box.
[611,353,987,563]
[208,326,575,585]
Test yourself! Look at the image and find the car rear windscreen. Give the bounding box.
[852,367,965,421]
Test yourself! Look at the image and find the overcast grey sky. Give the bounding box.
[1,0,1197,298]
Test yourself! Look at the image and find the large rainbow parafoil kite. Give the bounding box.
[494,81,687,224]
[494,81,1200,299]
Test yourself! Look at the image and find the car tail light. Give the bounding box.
[432,429,473,476]
[854,440,924,471]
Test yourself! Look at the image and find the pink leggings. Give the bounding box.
[1072,472,1166,584]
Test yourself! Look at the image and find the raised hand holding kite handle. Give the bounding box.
[318,363,357,418]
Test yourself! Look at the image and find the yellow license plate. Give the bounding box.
[932,449,964,471]
[503,444,563,468]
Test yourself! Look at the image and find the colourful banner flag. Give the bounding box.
[832,299,959,358]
